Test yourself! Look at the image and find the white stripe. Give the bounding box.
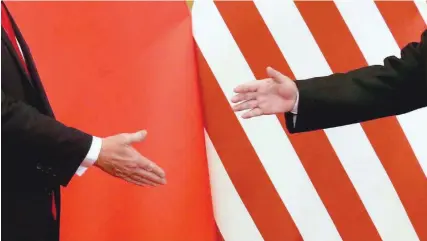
[193,1,342,241]
[337,1,424,240]
[205,131,264,241]
[336,0,427,182]
[414,0,427,25]
[412,0,427,177]
[255,1,420,241]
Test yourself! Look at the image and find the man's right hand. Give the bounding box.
[94,130,166,187]
[231,67,298,119]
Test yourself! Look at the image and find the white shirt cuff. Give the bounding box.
[291,91,299,127]
[291,91,299,114]
[75,136,102,176]
[293,115,297,127]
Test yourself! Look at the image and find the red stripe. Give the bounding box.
[216,2,381,241]
[298,2,427,241]
[197,48,303,241]
[376,2,426,46]
[375,2,427,240]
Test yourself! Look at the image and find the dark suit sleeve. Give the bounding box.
[1,90,92,186]
[285,29,427,133]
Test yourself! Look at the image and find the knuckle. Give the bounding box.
[111,163,120,176]
[132,159,144,169]
[126,160,138,169]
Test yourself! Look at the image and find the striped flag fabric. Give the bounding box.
[6,1,427,241]
[192,1,427,241]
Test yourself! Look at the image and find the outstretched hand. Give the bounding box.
[95,130,166,187]
[231,67,298,119]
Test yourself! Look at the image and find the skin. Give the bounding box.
[231,67,298,118]
[95,130,167,187]
[97,66,294,188]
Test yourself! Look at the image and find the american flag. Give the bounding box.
[192,1,427,241]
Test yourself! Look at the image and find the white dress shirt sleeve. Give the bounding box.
[291,91,299,126]
[75,136,102,176]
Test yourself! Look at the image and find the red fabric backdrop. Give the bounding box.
[6,2,216,241]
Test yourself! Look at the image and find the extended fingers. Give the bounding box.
[231,92,257,103]
[143,161,165,179]
[233,80,262,93]
[128,147,166,178]
[125,148,167,185]
[135,168,166,185]
[241,108,264,119]
[122,176,148,187]
[130,173,163,187]
[232,100,258,112]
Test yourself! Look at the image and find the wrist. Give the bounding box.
[81,136,103,167]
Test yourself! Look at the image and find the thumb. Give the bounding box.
[266,66,286,83]
[125,130,147,144]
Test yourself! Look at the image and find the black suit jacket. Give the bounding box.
[286,29,427,133]
[1,3,92,241]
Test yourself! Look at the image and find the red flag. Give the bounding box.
[8,2,216,241]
